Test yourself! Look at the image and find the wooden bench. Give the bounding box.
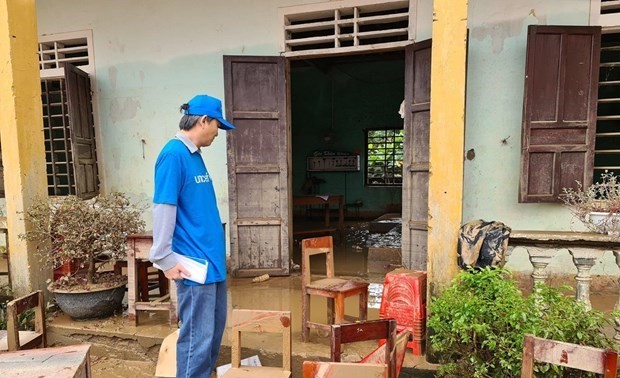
[0,344,92,377]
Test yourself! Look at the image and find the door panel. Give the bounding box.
[224,56,290,277]
[401,40,431,270]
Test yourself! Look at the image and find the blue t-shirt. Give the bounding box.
[153,138,226,284]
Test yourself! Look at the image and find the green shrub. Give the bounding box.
[428,267,617,378]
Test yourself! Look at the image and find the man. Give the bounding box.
[150,94,234,378]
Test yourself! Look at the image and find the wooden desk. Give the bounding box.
[0,343,92,377]
[293,195,344,241]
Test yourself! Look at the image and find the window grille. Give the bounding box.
[596,32,620,180]
[365,128,404,186]
[280,0,413,58]
[41,79,76,196]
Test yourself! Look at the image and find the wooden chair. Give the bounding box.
[331,319,397,378]
[302,361,387,378]
[521,334,618,378]
[301,236,369,342]
[1,290,46,351]
[222,309,292,378]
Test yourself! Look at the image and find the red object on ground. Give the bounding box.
[378,269,427,356]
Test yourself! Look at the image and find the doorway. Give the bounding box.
[289,51,406,278]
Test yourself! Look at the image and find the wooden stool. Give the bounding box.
[301,236,369,342]
[126,233,177,326]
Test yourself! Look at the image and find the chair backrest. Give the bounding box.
[302,361,387,378]
[230,309,292,372]
[331,319,397,378]
[302,236,335,286]
[6,290,46,351]
[521,334,618,378]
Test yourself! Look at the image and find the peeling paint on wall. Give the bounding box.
[110,97,141,123]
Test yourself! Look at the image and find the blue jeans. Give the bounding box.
[176,280,227,378]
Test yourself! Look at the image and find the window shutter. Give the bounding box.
[520,25,601,203]
[64,63,99,199]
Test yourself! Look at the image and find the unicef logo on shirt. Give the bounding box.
[194,173,211,184]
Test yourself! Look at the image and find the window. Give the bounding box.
[595,32,620,181]
[365,128,404,186]
[0,31,98,198]
[279,0,414,58]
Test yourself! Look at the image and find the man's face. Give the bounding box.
[199,116,220,147]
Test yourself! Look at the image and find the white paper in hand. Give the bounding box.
[175,253,208,284]
[154,252,208,284]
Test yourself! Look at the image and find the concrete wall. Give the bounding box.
[463,0,591,231]
[35,0,610,276]
[463,0,620,276]
[35,0,433,231]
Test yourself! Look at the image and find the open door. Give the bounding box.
[401,40,431,270]
[64,63,99,199]
[223,56,291,277]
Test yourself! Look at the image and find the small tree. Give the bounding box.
[21,192,145,289]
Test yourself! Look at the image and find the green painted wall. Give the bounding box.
[291,56,405,216]
[464,0,592,231]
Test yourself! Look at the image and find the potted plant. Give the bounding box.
[561,171,620,236]
[21,192,145,319]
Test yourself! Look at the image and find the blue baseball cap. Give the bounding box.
[184,94,235,130]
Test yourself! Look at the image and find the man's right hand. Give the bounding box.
[164,263,191,280]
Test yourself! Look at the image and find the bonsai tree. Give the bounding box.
[21,192,145,291]
[561,171,620,234]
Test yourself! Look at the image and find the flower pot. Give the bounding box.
[50,281,126,320]
[588,212,620,236]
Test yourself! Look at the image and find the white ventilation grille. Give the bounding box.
[280,0,413,57]
[39,31,94,78]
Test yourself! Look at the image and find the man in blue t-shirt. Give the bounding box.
[150,94,234,378]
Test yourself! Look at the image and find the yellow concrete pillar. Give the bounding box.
[427,0,468,297]
[0,0,50,297]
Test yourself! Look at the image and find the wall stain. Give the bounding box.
[470,8,546,54]
[110,97,141,123]
[109,66,117,91]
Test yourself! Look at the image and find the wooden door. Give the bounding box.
[64,64,99,199]
[223,56,291,277]
[401,40,431,270]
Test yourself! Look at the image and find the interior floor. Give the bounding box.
[291,211,402,279]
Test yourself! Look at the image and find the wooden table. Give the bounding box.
[293,195,344,241]
[0,343,92,377]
